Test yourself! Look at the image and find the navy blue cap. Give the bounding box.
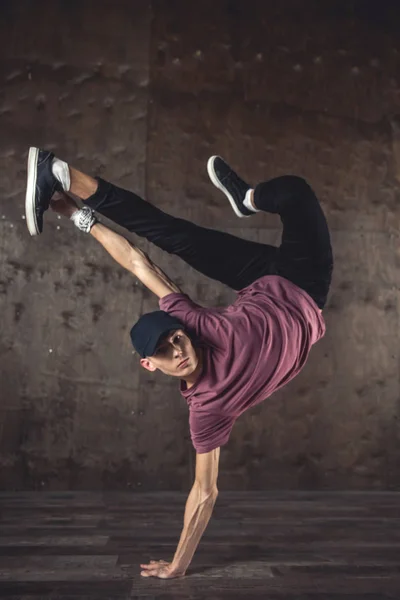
[130,311,185,358]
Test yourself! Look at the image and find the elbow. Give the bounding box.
[196,482,219,504]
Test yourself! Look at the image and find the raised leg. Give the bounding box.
[253,176,333,308]
[68,170,279,292]
[69,167,98,198]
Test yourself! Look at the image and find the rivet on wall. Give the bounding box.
[72,72,92,85]
[35,94,46,110]
[103,98,114,109]
[6,70,21,81]
[52,62,66,70]
[118,65,132,76]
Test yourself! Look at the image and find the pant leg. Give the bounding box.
[253,176,333,308]
[84,177,279,291]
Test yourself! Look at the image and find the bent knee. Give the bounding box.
[280,175,313,193]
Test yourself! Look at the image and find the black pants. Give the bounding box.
[85,175,333,309]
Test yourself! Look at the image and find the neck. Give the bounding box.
[183,346,203,389]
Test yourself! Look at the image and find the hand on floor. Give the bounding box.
[140,559,186,579]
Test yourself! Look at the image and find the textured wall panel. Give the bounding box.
[146,94,397,232]
[0,0,151,489]
[1,0,400,490]
[151,0,400,122]
[146,0,400,490]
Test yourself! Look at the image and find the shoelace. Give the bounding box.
[70,206,97,233]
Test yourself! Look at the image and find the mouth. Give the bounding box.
[178,358,189,368]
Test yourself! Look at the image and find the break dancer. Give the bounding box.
[25,147,333,579]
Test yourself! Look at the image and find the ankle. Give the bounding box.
[69,167,98,199]
[243,188,259,213]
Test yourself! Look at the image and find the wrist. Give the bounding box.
[70,206,97,233]
[169,562,187,576]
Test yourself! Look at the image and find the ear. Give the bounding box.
[140,358,157,372]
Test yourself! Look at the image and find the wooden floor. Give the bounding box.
[0,492,399,599]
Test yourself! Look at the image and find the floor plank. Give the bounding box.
[0,492,399,598]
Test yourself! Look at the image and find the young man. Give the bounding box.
[25,147,333,579]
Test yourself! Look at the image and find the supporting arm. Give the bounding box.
[140,447,220,578]
[170,447,220,574]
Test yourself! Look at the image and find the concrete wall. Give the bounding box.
[1,0,399,491]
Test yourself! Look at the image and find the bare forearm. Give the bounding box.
[90,223,144,272]
[171,483,217,574]
[90,223,181,296]
[133,260,182,296]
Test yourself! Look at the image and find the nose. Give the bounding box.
[173,344,183,357]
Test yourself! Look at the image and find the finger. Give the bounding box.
[141,569,158,577]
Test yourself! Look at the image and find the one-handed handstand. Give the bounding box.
[25,147,333,578]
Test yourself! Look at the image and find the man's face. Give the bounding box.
[139,329,199,377]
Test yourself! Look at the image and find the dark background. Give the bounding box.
[1,0,400,491]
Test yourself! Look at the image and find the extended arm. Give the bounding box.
[171,447,220,573]
[90,222,182,299]
[50,193,182,299]
[140,447,220,578]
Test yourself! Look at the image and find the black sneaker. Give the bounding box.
[207,155,253,218]
[25,147,62,235]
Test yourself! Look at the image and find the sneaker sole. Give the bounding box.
[207,155,250,218]
[25,147,39,236]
